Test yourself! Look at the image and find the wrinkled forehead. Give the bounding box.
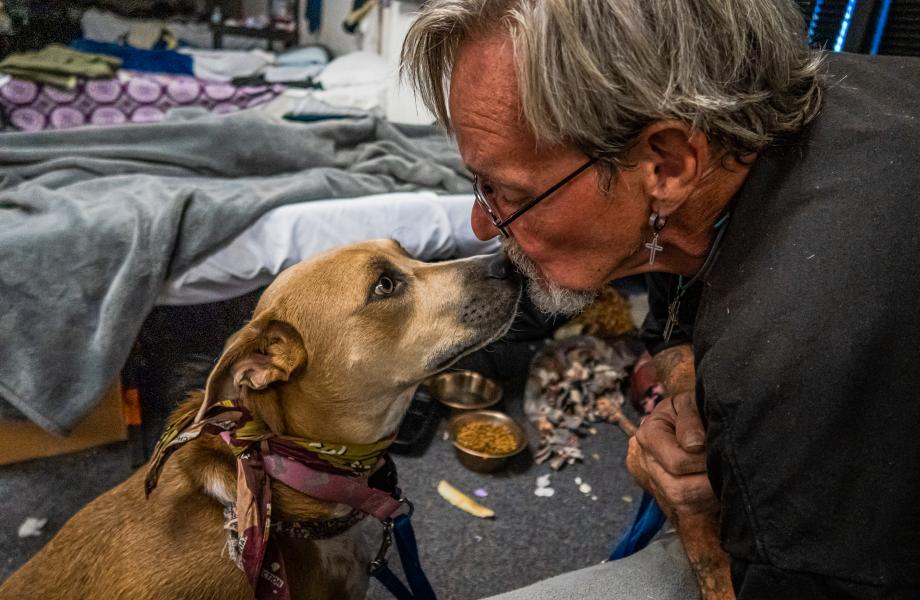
[449,35,544,177]
[255,239,416,314]
[449,34,520,129]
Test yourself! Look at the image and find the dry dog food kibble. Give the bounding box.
[456,422,517,454]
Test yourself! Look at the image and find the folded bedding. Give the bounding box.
[0,45,122,89]
[178,48,276,82]
[0,110,471,432]
[70,39,194,76]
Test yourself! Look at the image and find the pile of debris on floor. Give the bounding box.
[524,287,647,470]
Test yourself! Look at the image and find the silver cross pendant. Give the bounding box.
[645,234,663,265]
[646,213,667,265]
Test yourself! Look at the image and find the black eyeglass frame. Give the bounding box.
[473,157,597,237]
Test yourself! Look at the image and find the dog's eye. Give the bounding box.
[374,276,396,296]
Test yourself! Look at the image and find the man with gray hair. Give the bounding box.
[402,0,920,599]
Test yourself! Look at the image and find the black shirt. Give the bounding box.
[641,52,920,598]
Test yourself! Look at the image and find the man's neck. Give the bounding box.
[655,156,755,276]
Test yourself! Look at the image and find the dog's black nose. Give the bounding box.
[487,252,513,280]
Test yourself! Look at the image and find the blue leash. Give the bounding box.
[371,512,437,600]
[608,491,667,560]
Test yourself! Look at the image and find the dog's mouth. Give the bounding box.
[428,290,521,373]
[431,342,478,372]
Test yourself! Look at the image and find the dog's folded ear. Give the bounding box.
[195,318,307,421]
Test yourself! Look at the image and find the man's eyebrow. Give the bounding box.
[464,162,491,180]
[465,164,533,195]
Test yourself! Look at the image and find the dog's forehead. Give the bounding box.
[256,240,416,309]
[307,240,413,279]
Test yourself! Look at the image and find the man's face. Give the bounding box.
[448,34,651,315]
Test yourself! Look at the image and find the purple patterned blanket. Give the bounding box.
[0,71,283,132]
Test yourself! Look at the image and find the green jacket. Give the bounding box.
[0,44,121,89]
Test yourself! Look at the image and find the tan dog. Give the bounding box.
[1,240,520,600]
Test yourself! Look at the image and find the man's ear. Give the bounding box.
[635,120,711,217]
[195,318,307,421]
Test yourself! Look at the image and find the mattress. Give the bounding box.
[0,71,283,132]
[158,192,500,305]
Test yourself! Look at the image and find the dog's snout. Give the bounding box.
[486,252,513,280]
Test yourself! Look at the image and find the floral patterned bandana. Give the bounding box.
[144,399,394,600]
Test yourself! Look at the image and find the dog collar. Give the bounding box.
[224,503,367,554]
[145,399,393,495]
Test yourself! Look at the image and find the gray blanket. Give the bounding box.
[0,109,470,432]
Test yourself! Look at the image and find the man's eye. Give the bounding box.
[374,276,396,296]
[482,183,524,208]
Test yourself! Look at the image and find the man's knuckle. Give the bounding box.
[635,426,651,446]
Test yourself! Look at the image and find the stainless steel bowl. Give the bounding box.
[427,370,502,411]
[448,410,528,473]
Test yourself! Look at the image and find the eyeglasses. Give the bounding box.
[473,158,597,237]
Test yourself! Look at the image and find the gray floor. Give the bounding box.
[0,358,642,600]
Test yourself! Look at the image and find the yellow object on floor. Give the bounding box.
[437,480,495,518]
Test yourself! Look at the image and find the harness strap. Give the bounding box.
[261,451,402,521]
[370,514,437,600]
[373,564,417,600]
[392,514,437,599]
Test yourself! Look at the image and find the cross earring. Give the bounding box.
[645,213,667,265]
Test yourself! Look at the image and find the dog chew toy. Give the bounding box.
[437,480,495,518]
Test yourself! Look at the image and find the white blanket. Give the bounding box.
[159,193,498,305]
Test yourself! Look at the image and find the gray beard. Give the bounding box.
[501,238,597,317]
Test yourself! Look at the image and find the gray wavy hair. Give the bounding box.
[401,0,825,168]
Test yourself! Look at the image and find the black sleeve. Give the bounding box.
[639,272,701,355]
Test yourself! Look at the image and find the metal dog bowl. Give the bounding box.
[427,370,502,412]
[448,410,527,473]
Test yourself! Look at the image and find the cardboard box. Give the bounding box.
[0,381,127,466]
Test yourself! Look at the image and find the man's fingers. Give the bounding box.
[626,436,651,490]
[628,440,717,519]
[642,455,718,517]
[636,414,707,475]
[672,392,706,453]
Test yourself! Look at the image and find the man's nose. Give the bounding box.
[471,202,502,241]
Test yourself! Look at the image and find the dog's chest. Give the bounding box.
[278,516,380,600]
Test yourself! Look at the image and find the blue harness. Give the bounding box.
[369,502,437,600]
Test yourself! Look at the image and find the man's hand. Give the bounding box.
[626,344,734,600]
[626,391,718,520]
[628,343,716,520]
